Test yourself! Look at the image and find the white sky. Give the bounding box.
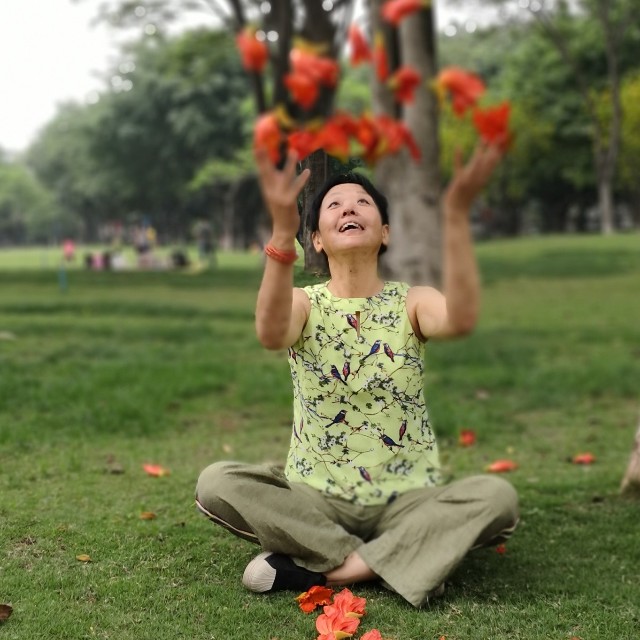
[0,1,471,154]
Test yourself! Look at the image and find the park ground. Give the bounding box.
[0,233,639,640]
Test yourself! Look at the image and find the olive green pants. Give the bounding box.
[195,461,519,608]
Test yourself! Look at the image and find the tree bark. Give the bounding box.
[620,417,640,498]
[372,3,442,287]
[299,150,330,275]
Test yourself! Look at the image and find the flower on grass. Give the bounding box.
[236,27,268,73]
[360,630,384,640]
[485,459,518,473]
[296,585,335,613]
[572,452,596,465]
[435,66,486,116]
[142,463,170,477]
[495,543,507,554]
[316,604,361,640]
[331,588,367,618]
[458,429,477,447]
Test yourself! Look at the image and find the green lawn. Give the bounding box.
[1,234,639,639]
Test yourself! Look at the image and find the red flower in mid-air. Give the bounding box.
[284,70,320,109]
[235,27,268,73]
[435,66,486,116]
[253,112,283,163]
[373,33,390,82]
[348,25,372,66]
[472,102,512,151]
[381,0,429,26]
[388,65,422,103]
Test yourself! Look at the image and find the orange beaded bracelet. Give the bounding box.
[264,243,298,265]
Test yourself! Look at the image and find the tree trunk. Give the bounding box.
[596,164,615,235]
[371,2,442,287]
[620,417,640,498]
[300,150,330,276]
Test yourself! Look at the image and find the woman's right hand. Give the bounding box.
[255,147,311,243]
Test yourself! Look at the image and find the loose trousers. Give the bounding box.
[195,461,519,608]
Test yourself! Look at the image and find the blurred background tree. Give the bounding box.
[0,0,637,258]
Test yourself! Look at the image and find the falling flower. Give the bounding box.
[388,65,422,103]
[285,70,321,109]
[373,33,389,82]
[76,554,92,562]
[360,631,384,640]
[458,429,477,447]
[348,25,372,66]
[142,463,170,477]
[495,543,507,554]
[316,605,361,640]
[288,128,322,160]
[236,27,269,73]
[572,452,596,465]
[472,102,513,151]
[140,511,157,520]
[435,66,486,116]
[253,112,283,163]
[381,0,430,26]
[486,459,518,473]
[291,48,340,87]
[296,585,335,613]
[317,113,356,161]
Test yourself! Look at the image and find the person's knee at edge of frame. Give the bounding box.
[195,460,240,511]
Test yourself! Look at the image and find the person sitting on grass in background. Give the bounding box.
[195,142,519,608]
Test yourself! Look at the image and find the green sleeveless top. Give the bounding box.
[284,281,441,505]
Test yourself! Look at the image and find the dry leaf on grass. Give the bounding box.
[0,604,13,622]
[76,554,92,562]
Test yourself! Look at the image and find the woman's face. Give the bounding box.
[313,183,389,258]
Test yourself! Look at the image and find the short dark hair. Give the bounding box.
[309,172,389,255]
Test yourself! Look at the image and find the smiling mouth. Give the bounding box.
[339,221,364,232]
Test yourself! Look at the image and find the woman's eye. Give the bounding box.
[358,199,370,205]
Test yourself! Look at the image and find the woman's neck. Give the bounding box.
[326,255,383,298]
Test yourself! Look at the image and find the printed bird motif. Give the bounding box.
[293,420,302,443]
[342,361,351,381]
[346,313,359,332]
[288,347,298,362]
[330,364,345,384]
[398,420,407,441]
[383,342,395,361]
[325,409,348,428]
[380,433,405,449]
[358,466,372,483]
[361,339,381,361]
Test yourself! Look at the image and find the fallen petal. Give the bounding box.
[140,512,157,520]
[572,452,596,465]
[76,554,92,563]
[143,463,170,477]
[486,459,518,473]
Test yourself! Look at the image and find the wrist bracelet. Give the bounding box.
[264,243,298,265]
